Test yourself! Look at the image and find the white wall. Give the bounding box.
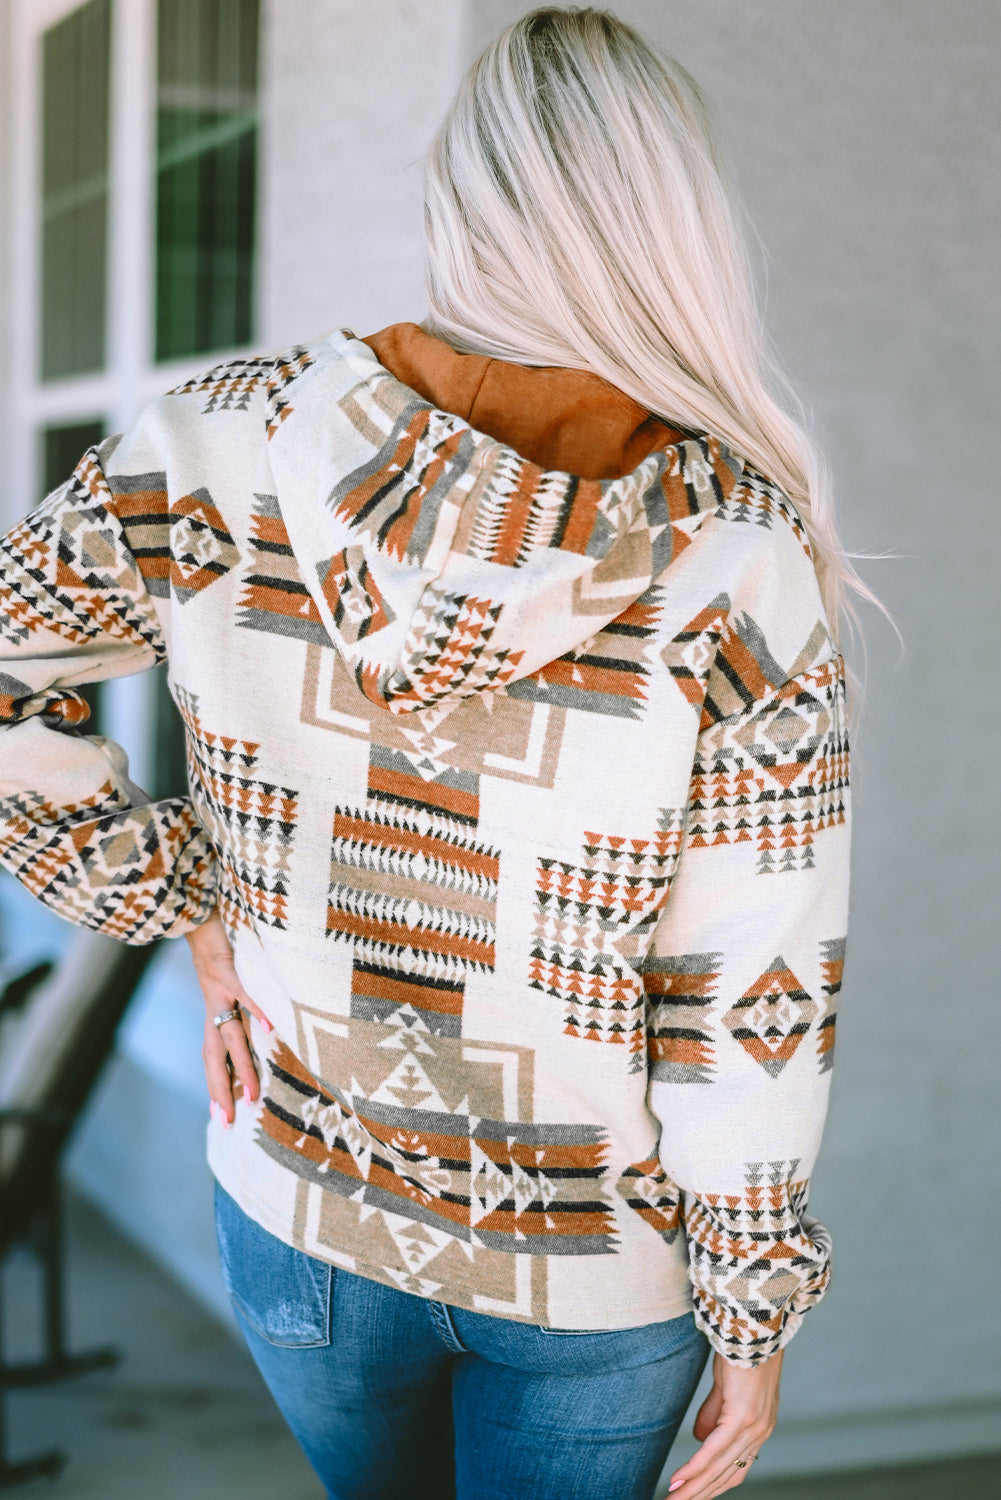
[257,0,469,346]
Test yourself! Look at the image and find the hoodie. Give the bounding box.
[0,324,850,1365]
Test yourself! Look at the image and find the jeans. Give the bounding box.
[214,1181,709,1500]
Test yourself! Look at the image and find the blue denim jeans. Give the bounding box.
[214,1181,709,1500]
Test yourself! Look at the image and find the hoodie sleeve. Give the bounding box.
[0,442,219,944]
[642,648,850,1366]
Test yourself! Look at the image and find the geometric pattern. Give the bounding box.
[644,950,722,1083]
[298,644,568,791]
[0,326,851,1357]
[817,935,845,1073]
[614,1155,682,1245]
[167,488,241,603]
[236,492,331,645]
[175,686,297,933]
[265,347,315,440]
[463,432,743,571]
[685,654,848,875]
[529,818,685,1069]
[509,586,664,721]
[257,1029,617,1282]
[166,353,278,413]
[0,448,164,656]
[464,447,609,566]
[712,466,814,558]
[0,436,226,945]
[700,614,830,729]
[328,743,499,1036]
[0,778,217,945]
[323,373,755,721]
[684,1159,832,1365]
[0,669,90,729]
[103,468,172,596]
[722,957,817,1077]
[660,593,730,716]
[167,346,316,434]
[102,469,241,605]
[356,589,524,713]
[329,403,473,564]
[316,545,395,644]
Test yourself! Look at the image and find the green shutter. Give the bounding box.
[155,0,259,361]
[40,0,112,381]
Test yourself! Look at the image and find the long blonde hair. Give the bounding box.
[422,5,886,676]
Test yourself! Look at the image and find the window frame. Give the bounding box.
[6,0,263,528]
[5,0,264,793]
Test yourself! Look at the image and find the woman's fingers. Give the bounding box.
[200,959,272,1032]
[217,1015,261,1104]
[186,911,274,1033]
[669,1348,781,1497]
[203,1009,265,1123]
[668,1419,769,1498]
[215,968,272,1031]
[203,1023,236,1123]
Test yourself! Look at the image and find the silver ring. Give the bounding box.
[212,1007,242,1029]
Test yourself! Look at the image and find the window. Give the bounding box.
[39,419,106,500]
[10,0,261,800]
[39,0,112,381]
[155,0,259,361]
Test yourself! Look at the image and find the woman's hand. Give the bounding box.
[666,1348,783,1497]
[185,908,273,1126]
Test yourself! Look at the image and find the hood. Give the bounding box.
[265,323,746,714]
[359,322,683,480]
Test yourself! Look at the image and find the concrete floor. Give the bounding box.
[2,1192,321,1499]
[2,1193,998,1499]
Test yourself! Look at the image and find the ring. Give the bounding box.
[733,1459,748,1469]
[212,1007,242,1028]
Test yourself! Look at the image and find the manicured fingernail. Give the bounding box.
[668,1483,683,1493]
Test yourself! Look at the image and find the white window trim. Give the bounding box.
[7,0,262,527]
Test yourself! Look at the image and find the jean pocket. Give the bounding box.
[213,1181,332,1348]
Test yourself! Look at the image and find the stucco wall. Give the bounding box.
[258,0,469,346]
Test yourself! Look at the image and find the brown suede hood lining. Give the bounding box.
[361,321,685,481]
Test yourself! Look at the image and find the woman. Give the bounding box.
[0,9,861,1499]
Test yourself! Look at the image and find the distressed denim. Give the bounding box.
[214,1181,709,1500]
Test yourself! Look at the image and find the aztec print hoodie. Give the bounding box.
[0,322,850,1365]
